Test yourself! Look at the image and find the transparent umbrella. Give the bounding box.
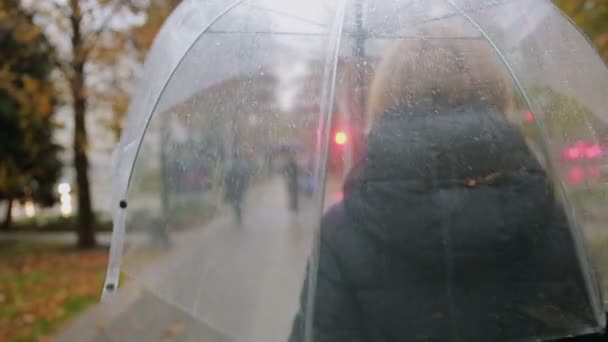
[103,0,608,341]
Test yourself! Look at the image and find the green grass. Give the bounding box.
[9,214,112,233]
[0,241,68,259]
[9,296,98,342]
[127,192,219,232]
[167,196,218,230]
[0,241,108,342]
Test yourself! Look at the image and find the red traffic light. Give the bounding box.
[335,131,347,145]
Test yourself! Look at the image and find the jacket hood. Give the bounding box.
[342,104,554,271]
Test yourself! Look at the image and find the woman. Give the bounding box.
[288,24,598,342]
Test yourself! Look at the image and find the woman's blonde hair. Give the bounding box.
[365,23,515,133]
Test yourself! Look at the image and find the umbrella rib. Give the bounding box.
[244,2,328,28]
[203,0,519,39]
[443,0,606,328]
[204,29,485,40]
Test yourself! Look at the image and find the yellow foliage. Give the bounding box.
[0,2,55,118]
[36,88,54,118]
[22,75,38,94]
[554,0,608,62]
[15,21,42,44]
[554,0,586,16]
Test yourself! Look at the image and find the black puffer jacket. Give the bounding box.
[289,104,599,342]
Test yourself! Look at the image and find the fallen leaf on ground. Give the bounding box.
[164,322,186,337]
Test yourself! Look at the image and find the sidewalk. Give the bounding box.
[53,177,317,342]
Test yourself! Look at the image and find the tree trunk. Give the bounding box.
[2,199,13,231]
[74,77,96,248]
[70,0,96,248]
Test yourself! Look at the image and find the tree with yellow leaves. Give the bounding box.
[105,0,182,137]
[554,0,608,61]
[20,0,182,248]
[0,0,61,230]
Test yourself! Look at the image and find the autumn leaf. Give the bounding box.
[0,243,109,341]
[164,322,186,338]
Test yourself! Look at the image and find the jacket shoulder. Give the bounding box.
[321,203,347,230]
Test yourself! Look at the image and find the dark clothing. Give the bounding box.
[289,104,599,341]
[284,158,299,212]
[225,160,249,223]
[225,160,249,201]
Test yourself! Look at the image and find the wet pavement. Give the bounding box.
[54,178,319,342]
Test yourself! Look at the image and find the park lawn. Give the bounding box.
[0,241,108,342]
[11,216,112,233]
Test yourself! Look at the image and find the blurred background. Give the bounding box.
[0,0,607,341]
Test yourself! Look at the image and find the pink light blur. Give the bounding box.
[568,166,585,184]
[565,146,582,160]
[589,166,601,180]
[563,141,603,161]
[585,144,603,159]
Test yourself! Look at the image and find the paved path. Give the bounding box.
[54,178,318,342]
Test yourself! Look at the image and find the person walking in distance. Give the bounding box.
[224,155,249,225]
[284,154,299,213]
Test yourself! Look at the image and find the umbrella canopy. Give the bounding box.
[104,0,608,341]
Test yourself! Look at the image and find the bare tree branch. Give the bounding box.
[50,1,72,17]
[82,0,132,57]
[32,15,73,79]
[52,58,68,76]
